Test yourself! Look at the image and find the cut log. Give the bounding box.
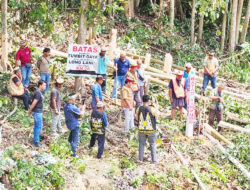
[145,71,173,81]
[218,121,250,134]
[206,133,250,180]
[226,112,250,124]
[171,145,207,190]
[204,123,234,147]
[147,76,169,87]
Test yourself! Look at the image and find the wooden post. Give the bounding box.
[144,53,151,67]
[163,53,173,74]
[1,0,8,72]
[108,29,117,61]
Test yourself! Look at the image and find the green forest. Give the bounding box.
[0,0,249,189]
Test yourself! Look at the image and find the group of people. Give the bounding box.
[7,41,224,162]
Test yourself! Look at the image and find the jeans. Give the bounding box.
[209,108,223,127]
[14,91,30,110]
[21,64,32,87]
[40,73,50,92]
[123,108,134,131]
[91,102,97,111]
[89,133,105,158]
[112,75,126,98]
[51,111,62,133]
[133,91,141,110]
[68,127,79,156]
[139,86,144,100]
[139,132,157,162]
[202,74,216,93]
[33,112,43,143]
[99,74,107,93]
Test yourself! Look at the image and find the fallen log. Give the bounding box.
[206,133,250,180]
[204,123,234,147]
[218,121,250,134]
[147,76,169,87]
[226,112,250,124]
[171,145,207,190]
[145,71,173,81]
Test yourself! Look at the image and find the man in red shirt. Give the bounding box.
[16,41,34,88]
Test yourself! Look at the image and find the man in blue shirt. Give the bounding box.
[97,47,110,93]
[64,93,85,157]
[91,75,104,111]
[112,54,131,98]
[183,63,192,110]
[89,101,108,159]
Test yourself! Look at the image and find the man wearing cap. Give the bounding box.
[126,61,141,109]
[136,60,146,100]
[64,93,86,157]
[121,78,135,131]
[202,50,219,94]
[209,84,225,132]
[97,47,110,93]
[89,101,108,159]
[8,67,30,110]
[50,78,64,135]
[91,75,104,111]
[37,48,51,93]
[183,63,192,110]
[112,54,131,98]
[168,71,188,120]
[16,41,34,89]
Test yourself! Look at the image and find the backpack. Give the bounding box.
[138,107,155,133]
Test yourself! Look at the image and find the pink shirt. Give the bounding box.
[16,47,31,66]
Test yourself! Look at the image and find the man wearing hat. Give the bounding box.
[97,47,110,93]
[91,75,104,111]
[8,67,30,110]
[64,93,86,157]
[209,84,225,132]
[15,41,34,89]
[50,78,64,135]
[121,78,135,131]
[168,71,188,120]
[202,50,219,94]
[112,54,131,98]
[89,101,108,159]
[183,63,193,110]
[126,61,141,109]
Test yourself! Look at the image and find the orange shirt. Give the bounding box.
[121,86,133,108]
[126,71,139,92]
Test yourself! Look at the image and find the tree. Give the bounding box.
[124,0,134,19]
[170,0,175,29]
[191,0,196,44]
[197,14,204,42]
[229,0,238,51]
[220,2,228,51]
[235,0,244,43]
[240,0,250,44]
[1,0,8,72]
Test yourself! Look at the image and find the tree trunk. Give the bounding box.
[220,2,228,51]
[135,0,140,9]
[108,0,113,17]
[128,0,134,18]
[1,0,8,72]
[177,0,185,21]
[228,0,238,52]
[75,0,88,92]
[190,0,196,44]
[197,14,204,42]
[240,0,250,44]
[170,0,175,29]
[235,0,244,43]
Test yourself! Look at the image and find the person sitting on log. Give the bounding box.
[126,61,141,110]
[8,67,30,110]
[209,83,225,132]
[168,71,188,120]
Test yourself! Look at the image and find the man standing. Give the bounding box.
[112,54,131,98]
[89,101,108,159]
[136,60,146,100]
[37,48,51,93]
[91,75,104,111]
[136,95,158,163]
[126,62,141,109]
[28,80,46,147]
[16,41,34,89]
[50,78,64,135]
[121,78,134,131]
[209,84,225,132]
[64,94,85,157]
[202,50,219,95]
[183,63,192,110]
[168,71,188,120]
[8,67,30,110]
[97,47,110,93]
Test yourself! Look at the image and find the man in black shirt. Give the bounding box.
[28,80,46,147]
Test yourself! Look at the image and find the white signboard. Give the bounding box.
[185,70,196,137]
[66,44,99,77]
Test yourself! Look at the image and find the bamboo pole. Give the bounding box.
[206,133,250,180]
[171,145,207,190]
[218,121,250,134]
[204,123,234,147]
